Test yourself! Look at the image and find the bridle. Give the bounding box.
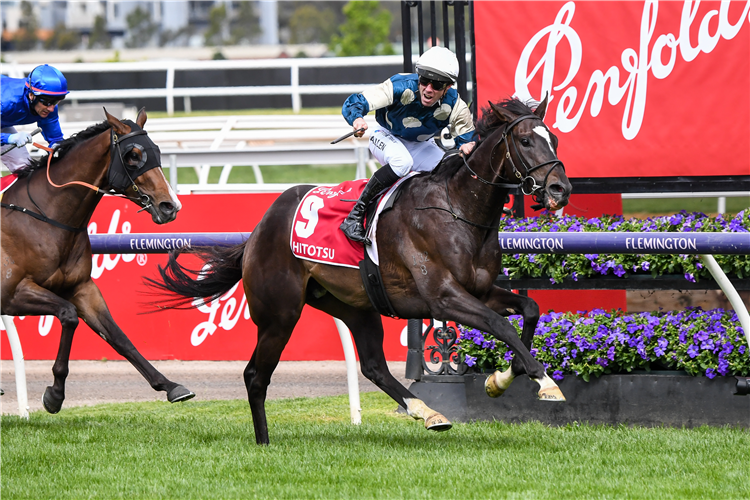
[1,122,163,231]
[416,113,566,230]
[109,124,162,213]
[463,114,565,198]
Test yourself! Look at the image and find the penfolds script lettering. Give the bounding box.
[190,278,250,346]
[514,0,750,140]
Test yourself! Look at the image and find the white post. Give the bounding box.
[169,154,178,192]
[700,254,750,349]
[333,318,362,425]
[165,66,175,116]
[290,64,301,114]
[2,316,29,419]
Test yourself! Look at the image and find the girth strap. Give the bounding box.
[359,251,399,318]
[0,202,86,232]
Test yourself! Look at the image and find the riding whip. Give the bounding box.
[331,128,365,144]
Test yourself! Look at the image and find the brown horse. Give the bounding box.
[1,108,194,413]
[149,97,572,444]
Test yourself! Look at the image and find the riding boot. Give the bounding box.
[340,164,401,244]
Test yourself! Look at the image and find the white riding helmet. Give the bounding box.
[415,46,459,84]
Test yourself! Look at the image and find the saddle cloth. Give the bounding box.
[0,173,18,201]
[289,174,416,269]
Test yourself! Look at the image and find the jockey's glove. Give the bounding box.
[7,132,33,147]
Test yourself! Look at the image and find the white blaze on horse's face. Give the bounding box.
[533,126,555,154]
[157,168,182,210]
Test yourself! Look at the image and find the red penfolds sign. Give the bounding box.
[474,0,750,178]
[1,194,409,361]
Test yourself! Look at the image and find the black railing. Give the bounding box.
[401,1,474,113]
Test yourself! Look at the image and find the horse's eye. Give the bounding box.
[521,138,531,147]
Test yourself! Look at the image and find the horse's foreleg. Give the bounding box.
[433,286,565,402]
[483,286,544,397]
[3,280,80,413]
[71,280,194,403]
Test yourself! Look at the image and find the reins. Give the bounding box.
[37,142,105,194]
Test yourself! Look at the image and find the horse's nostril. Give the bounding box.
[159,202,175,215]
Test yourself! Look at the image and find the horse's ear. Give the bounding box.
[103,107,129,134]
[489,101,515,123]
[136,107,147,128]
[534,93,549,120]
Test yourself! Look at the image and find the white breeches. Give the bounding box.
[368,128,446,177]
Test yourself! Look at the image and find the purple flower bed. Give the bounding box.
[499,210,750,284]
[458,308,749,381]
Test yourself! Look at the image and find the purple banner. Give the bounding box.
[498,232,749,255]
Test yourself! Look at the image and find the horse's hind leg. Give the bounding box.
[307,292,451,432]
[4,280,82,413]
[71,280,195,403]
[242,285,305,445]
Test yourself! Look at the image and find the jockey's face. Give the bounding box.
[419,80,450,107]
[28,93,58,118]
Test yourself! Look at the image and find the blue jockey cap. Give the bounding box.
[26,64,69,97]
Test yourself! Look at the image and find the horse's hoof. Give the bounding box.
[485,373,505,398]
[42,386,63,414]
[425,412,452,431]
[538,386,566,402]
[167,385,195,403]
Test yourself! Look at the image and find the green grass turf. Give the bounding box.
[2,392,748,499]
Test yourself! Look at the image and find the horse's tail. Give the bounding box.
[143,241,247,312]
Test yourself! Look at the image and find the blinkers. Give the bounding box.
[108,120,162,192]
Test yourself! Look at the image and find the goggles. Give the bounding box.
[35,94,65,107]
[418,76,448,91]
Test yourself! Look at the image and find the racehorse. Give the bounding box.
[148,97,572,445]
[0,108,195,413]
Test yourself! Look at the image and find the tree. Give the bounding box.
[44,23,82,51]
[229,2,260,45]
[88,15,111,49]
[14,1,40,51]
[329,1,394,57]
[289,4,337,44]
[204,3,227,46]
[125,6,158,48]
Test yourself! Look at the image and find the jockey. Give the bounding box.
[339,46,476,244]
[1,64,69,173]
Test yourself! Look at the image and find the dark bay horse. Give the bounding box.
[149,97,572,444]
[1,108,194,413]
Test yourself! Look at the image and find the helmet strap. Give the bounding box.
[27,93,40,116]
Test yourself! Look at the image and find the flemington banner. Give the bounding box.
[474,0,750,178]
[0,194,411,361]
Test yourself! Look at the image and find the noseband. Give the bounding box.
[464,114,565,197]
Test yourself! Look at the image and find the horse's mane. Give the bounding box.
[430,97,536,182]
[14,120,112,178]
